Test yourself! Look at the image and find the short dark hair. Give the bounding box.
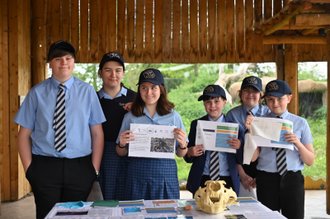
[131,84,174,117]
[48,48,76,62]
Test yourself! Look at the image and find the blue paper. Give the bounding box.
[123,207,141,213]
[56,201,91,209]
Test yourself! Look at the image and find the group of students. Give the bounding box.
[14,40,314,219]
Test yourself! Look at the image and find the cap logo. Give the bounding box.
[107,52,121,59]
[267,82,279,91]
[142,70,155,79]
[246,77,258,84]
[204,85,214,94]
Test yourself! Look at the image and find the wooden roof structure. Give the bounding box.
[0,0,330,215]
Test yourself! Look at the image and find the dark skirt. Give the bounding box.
[97,141,128,200]
[125,157,180,200]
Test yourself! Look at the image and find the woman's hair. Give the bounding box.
[238,89,264,106]
[48,49,75,62]
[131,84,175,117]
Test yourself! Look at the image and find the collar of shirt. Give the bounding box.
[207,114,224,122]
[98,86,128,100]
[243,104,260,116]
[51,76,74,91]
[269,110,289,119]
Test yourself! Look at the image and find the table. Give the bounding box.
[45,197,287,219]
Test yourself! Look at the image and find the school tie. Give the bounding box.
[275,116,287,176]
[247,110,254,116]
[209,151,220,181]
[53,83,66,152]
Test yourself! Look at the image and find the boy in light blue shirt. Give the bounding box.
[245,79,314,219]
[14,40,106,219]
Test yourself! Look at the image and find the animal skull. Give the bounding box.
[194,180,237,214]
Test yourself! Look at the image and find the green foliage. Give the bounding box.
[73,63,102,91]
[247,63,276,77]
[298,62,327,81]
[175,156,192,180]
[302,117,326,180]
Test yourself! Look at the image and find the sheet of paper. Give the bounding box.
[250,117,282,141]
[251,117,294,150]
[129,124,176,159]
[243,133,258,165]
[244,211,287,218]
[196,120,239,153]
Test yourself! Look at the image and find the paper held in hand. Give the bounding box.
[195,120,239,153]
[128,123,176,159]
[250,117,294,150]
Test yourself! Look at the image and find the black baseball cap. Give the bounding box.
[48,40,76,61]
[99,52,125,71]
[241,76,263,91]
[198,85,227,101]
[262,79,292,98]
[137,68,164,86]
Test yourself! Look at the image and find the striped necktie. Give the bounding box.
[275,116,287,176]
[209,151,220,181]
[53,83,66,152]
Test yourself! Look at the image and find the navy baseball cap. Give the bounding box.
[99,52,125,71]
[241,76,262,91]
[198,85,227,101]
[262,79,292,98]
[137,68,164,86]
[48,40,76,61]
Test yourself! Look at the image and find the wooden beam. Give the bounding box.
[276,45,285,80]
[263,36,327,44]
[301,28,319,35]
[307,0,330,3]
[32,0,47,85]
[326,24,330,215]
[279,25,326,30]
[284,44,298,115]
[295,14,330,26]
[263,2,312,36]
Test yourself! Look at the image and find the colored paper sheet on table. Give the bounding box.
[224,214,247,219]
[145,217,167,219]
[118,200,144,207]
[56,201,91,209]
[91,200,119,207]
[146,207,177,214]
[168,216,193,219]
[153,200,177,207]
[236,197,258,203]
[177,200,196,207]
[123,207,141,213]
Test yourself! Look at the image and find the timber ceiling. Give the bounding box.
[45,0,328,64]
[257,0,330,45]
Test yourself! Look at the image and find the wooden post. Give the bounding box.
[326,27,330,215]
[284,44,299,115]
[32,0,47,85]
[276,45,285,80]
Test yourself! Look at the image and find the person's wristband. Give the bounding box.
[118,141,126,149]
[95,170,100,177]
[177,142,187,150]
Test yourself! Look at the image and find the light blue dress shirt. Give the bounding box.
[116,108,188,145]
[257,110,314,172]
[226,104,270,128]
[98,86,128,100]
[202,115,230,176]
[14,77,106,158]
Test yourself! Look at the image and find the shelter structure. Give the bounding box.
[0,0,330,214]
